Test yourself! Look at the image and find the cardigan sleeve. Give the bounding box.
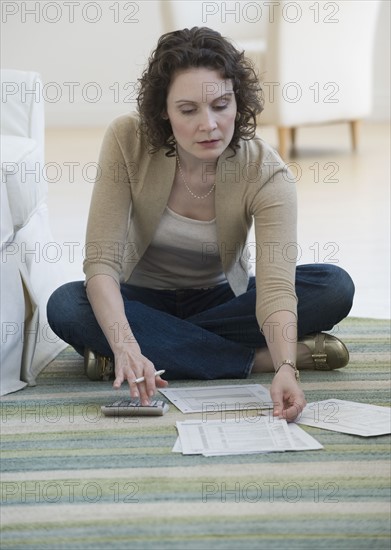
[250,154,298,329]
[83,118,132,286]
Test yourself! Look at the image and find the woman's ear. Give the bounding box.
[161,111,169,120]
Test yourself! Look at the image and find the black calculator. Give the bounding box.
[101,398,169,416]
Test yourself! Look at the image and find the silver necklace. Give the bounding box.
[176,155,216,200]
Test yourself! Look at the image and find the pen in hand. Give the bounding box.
[135,370,165,384]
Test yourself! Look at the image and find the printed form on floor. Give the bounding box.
[159,384,272,414]
[295,399,391,437]
[173,417,323,457]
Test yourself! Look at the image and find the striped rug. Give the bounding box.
[1,317,390,549]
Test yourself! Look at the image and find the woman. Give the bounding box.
[47,27,355,421]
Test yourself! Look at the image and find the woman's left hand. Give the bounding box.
[270,364,306,422]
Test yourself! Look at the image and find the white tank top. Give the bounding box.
[128,206,227,289]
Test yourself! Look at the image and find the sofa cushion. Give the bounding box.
[0,70,44,145]
[1,134,47,229]
[1,178,14,245]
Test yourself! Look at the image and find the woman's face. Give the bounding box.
[165,67,237,165]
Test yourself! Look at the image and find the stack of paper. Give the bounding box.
[295,399,391,437]
[173,417,323,456]
[161,386,390,456]
[162,384,322,456]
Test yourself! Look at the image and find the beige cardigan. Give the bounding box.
[84,113,298,329]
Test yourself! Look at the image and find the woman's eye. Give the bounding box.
[179,103,228,115]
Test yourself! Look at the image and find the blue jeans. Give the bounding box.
[47,264,354,380]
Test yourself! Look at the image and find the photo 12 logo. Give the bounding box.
[201,480,340,503]
[1,80,139,105]
[1,2,140,24]
[201,2,340,24]
[1,481,140,504]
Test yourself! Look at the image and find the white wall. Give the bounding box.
[1,0,389,126]
[1,0,165,126]
[372,0,391,121]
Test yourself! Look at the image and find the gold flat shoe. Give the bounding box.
[297,333,349,370]
[84,349,115,381]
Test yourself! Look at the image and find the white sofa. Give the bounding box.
[0,69,66,396]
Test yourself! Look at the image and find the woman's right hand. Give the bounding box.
[112,343,168,405]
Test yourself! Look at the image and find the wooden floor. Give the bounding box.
[45,121,390,319]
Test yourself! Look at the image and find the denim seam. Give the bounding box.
[243,348,256,378]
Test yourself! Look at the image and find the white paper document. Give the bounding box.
[174,417,323,456]
[295,399,391,437]
[159,384,272,414]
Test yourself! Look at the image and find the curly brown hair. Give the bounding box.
[136,26,263,157]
